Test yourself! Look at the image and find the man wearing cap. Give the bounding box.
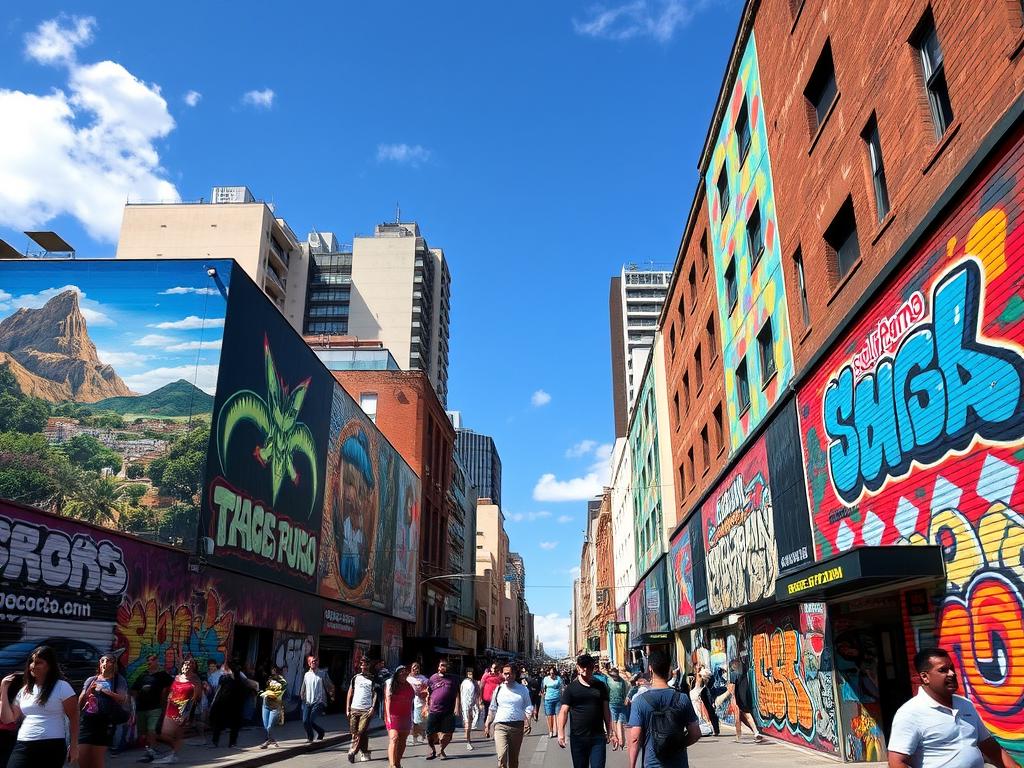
[557,655,617,768]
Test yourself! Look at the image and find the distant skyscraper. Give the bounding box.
[456,428,502,507]
[609,265,671,436]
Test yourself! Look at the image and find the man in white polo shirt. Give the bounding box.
[887,647,1016,768]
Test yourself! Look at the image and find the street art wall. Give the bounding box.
[627,558,669,646]
[701,436,778,615]
[749,603,839,755]
[0,258,233,551]
[667,526,695,629]
[704,32,794,451]
[796,126,1024,762]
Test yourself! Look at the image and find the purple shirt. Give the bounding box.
[427,673,458,713]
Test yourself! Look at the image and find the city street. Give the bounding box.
[269,729,855,768]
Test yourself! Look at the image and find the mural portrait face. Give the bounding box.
[331,426,378,591]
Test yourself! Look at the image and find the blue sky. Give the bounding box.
[0,1,741,653]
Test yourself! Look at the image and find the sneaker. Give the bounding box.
[153,755,178,765]
[425,752,437,761]
[358,753,370,762]
[260,742,269,750]
[466,744,474,752]
[348,751,357,764]
[136,756,154,764]
[317,732,326,741]
[440,751,448,761]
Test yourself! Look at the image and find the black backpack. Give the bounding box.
[648,691,690,760]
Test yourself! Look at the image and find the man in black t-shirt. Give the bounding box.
[557,654,617,768]
[131,654,172,762]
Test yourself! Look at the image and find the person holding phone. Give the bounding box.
[78,654,128,768]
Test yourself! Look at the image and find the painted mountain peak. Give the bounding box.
[0,289,133,403]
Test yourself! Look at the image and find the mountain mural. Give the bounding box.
[0,290,134,403]
[93,379,214,416]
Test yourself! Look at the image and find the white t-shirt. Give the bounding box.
[409,674,428,704]
[460,679,478,711]
[303,669,328,705]
[16,680,75,741]
[350,674,376,710]
[887,688,990,768]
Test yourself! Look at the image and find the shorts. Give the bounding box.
[413,701,426,725]
[609,703,627,723]
[79,713,114,746]
[137,708,161,735]
[543,699,560,717]
[426,712,455,736]
[461,707,475,727]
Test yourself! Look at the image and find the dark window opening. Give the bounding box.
[804,40,838,131]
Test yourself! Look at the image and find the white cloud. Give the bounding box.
[566,439,597,459]
[534,472,606,502]
[569,566,581,578]
[0,284,113,325]
[151,315,225,330]
[539,541,558,550]
[123,364,220,395]
[557,515,574,524]
[573,0,706,42]
[159,286,218,296]
[0,16,179,242]
[24,14,95,65]
[96,349,150,368]
[592,442,613,466]
[166,339,222,352]
[133,333,176,347]
[531,389,552,407]
[507,510,553,523]
[183,90,201,107]
[242,88,275,109]
[534,613,570,655]
[376,143,431,166]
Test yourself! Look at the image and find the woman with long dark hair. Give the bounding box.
[0,646,78,768]
[154,658,202,764]
[384,666,414,768]
[78,654,128,768]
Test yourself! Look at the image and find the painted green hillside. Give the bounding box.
[92,379,214,416]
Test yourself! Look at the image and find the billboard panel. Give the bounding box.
[666,525,695,630]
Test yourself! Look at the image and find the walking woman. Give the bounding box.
[407,662,428,745]
[154,658,202,763]
[209,659,252,748]
[384,666,414,768]
[541,666,563,738]
[259,666,288,749]
[0,646,78,768]
[78,654,128,768]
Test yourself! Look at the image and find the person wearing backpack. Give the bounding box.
[78,654,129,768]
[556,654,617,768]
[627,651,700,768]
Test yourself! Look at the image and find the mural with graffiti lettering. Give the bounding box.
[667,526,695,630]
[796,127,1024,761]
[701,437,778,615]
[749,603,839,755]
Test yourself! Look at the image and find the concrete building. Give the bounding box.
[475,498,508,653]
[454,428,502,508]
[115,186,307,330]
[608,438,636,641]
[609,265,671,437]
[448,450,480,654]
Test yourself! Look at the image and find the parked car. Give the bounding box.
[0,637,106,690]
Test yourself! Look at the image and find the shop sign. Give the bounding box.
[782,565,846,596]
[322,606,358,637]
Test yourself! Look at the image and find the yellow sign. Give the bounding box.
[786,566,844,595]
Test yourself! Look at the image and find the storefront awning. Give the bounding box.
[775,545,945,602]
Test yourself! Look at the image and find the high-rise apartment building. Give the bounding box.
[115,186,307,330]
[609,265,671,436]
[302,230,352,336]
[454,428,502,508]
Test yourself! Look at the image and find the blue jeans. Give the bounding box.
[569,735,607,768]
[303,702,325,740]
[263,705,279,739]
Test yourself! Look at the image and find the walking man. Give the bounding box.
[425,659,460,760]
[484,664,533,768]
[627,651,700,768]
[605,667,629,751]
[728,659,762,743]
[887,647,1016,768]
[557,654,616,768]
[347,657,379,763]
[131,654,172,762]
[460,668,481,750]
[300,656,334,743]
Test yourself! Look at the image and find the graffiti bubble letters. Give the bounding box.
[211,479,317,577]
[0,515,128,597]
[824,260,1024,504]
[753,629,814,737]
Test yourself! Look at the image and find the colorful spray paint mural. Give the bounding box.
[667,525,695,629]
[628,364,665,574]
[318,386,420,622]
[704,32,794,451]
[749,603,839,755]
[627,558,669,647]
[796,128,1024,761]
[0,258,232,551]
[701,436,778,615]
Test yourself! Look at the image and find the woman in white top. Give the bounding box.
[407,662,429,745]
[459,668,480,750]
[0,645,79,768]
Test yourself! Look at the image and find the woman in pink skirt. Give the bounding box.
[384,666,414,768]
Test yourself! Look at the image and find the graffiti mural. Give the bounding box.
[797,126,1024,761]
[272,632,313,713]
[667,525,695,629]
[318,385,420,622]
[750,604,838,755]
[708,630,738,728]
[701,437,778,615]
[704,32,794,450]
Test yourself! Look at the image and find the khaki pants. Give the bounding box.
[349,708,372,753]
[494,722,525,768]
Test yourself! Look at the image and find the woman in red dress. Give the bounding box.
[385,666,414,768]
[154,658,201,764]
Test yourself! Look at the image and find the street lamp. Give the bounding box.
[421,572,482,585]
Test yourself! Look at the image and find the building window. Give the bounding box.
[914,11,954,138]
[863,115,890,221]
[695,345,703,390]
[687,447,695,488]
[688,264,697,308]
[794,247,811,326]
[717,166,730,220]
[706,316,717,360]
[682,371,690,410]
[701,425,710,470]
[825,197,861,280]
[678,462,686,497]
[758,320,777,384]
[736,358,751,414]
[736,97,752,165]
[670,324,677,356]
[725,258,738,312]
[804,40,838,132]
[713,404,724,452]
[359,392,378,423]
[747,203,765,270]
[699,231,709,275]
[673,390,680,425]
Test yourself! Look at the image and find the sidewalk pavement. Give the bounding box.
[109,712,385,768]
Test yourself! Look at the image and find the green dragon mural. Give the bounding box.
[217,336,319,518]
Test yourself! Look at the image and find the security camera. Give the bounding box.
[207,267,217,277]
